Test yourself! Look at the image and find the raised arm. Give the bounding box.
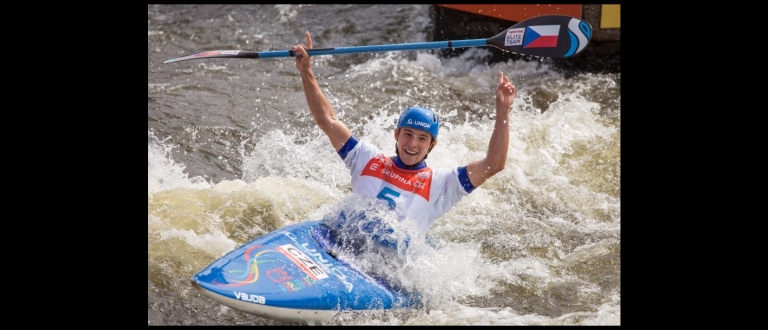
[465,71,516,187]
[292,31,352,151]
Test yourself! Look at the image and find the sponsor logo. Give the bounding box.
[406,119,430,129]
[234,291,266,304]
[266,266,318,293]
[266,266,292,283]
[276,244,330,280]
[282,231,355,292]
[361,156,432,201]
[566,18,591,56]
[505,28,525,46]
[523,25,559,48]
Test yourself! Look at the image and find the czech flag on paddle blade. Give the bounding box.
[523,25,559,48]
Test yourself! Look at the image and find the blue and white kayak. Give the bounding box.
[191,220,420,323]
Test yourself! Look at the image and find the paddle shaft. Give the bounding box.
[247,39,485,58]
[164,39,490,63]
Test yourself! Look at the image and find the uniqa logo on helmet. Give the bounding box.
[396,106,439,139]
[406,119,430,129]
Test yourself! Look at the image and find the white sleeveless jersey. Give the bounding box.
[339,137,473,237]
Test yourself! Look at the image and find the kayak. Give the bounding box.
[191,220,420,323]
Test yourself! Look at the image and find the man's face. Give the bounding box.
[395,127,436,166]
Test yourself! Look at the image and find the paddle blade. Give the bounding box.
[163,50,263,64]
[486,15,592,58]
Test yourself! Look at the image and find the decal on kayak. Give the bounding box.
[214,245,280,286]
[277,244,330,280]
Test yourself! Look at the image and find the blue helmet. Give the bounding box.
[396,106,439,139]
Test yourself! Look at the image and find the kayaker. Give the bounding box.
[291,31,516,249]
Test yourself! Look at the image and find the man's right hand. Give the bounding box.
[292,31,313,73]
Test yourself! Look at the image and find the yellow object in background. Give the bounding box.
[601,4,620,28]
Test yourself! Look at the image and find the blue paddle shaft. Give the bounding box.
[264,39,488,58]
[164,40,489,63]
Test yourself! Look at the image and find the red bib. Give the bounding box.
[360,155,432,201]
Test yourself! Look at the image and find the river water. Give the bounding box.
[148,4,620,325]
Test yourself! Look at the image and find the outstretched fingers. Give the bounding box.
[293,31,314,67]
[495,71,515,110]
[294,31,313,60]
[498,72,514,93]
[496,72,511,90]
[305,31,312,49]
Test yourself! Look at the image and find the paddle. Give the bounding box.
[164,15,592,64]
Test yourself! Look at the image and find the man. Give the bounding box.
[291,31,516,248]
